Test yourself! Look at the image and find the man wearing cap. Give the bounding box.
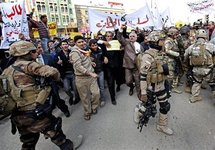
[70,35,100,120]
[1,40,83,150]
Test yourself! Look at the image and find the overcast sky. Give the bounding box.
[73,0,212,23]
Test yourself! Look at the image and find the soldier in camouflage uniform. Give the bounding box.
[177,26,193,93]
[184,29,215,103]
[138,31,173,135]
[164,27,182,94]
[2,41,83,150]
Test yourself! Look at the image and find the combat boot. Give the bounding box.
[157,113,173,135]
[60,139,73,150]
[172,87,182,94]
[184,85,191,94]
[189,96,202,103]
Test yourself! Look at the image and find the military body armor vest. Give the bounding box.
[189,43,213,67]
[144,49,168,84]
[1,61,51,111]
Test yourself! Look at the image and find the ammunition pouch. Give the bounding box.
[35,87,51,105]
[190,55,205,66]
[213,55,215,64]
[0,75,16,115]
[0,95,16,115]
[147,73,164,84]
[157,61,164,74]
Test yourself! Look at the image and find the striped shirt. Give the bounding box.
[35,21,49,39]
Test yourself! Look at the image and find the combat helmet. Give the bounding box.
[196,29,207,39]
[9,40,37,56]
[167,27,178,36]
[180,26,190,34]
[147,31,166,43]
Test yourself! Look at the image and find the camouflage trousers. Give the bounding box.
[75,76,100,116]
[191,68,212,97]
[12,114,67,150]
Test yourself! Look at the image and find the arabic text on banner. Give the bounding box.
[88,5,155,33]
[187,0,215,13]
[0,0,29,49]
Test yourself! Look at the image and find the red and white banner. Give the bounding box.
[0,0,29,48]
[88,5,155,33]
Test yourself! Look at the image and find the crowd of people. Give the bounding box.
[0,9,215,149]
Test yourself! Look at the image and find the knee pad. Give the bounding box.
[159,101,170,114]
[157,90,167,101]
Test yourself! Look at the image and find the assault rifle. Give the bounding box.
[137,90,157,132]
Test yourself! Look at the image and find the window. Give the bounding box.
[63,16,66,22]
[55,6,58,12]
[66,16,69,22]
[65,7,68,13]
[51,15,55,22]
[69,8,73,14]
[50,6,53,12]
[70,18,74,22]
[61,7,64,13]
[56,15,59,22]
[37,5,41,12]
[42,5,46,12]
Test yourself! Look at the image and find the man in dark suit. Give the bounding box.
[36,42,71,117]
[117,24,143,99]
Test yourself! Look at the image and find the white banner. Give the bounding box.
[187,0,215,13]
[160,8,173,27]
[126,5,155,29]
[88,5,155,33]
[150,4,163,29]
[0,0,29,49]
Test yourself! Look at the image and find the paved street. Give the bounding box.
[1,84,215,150]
